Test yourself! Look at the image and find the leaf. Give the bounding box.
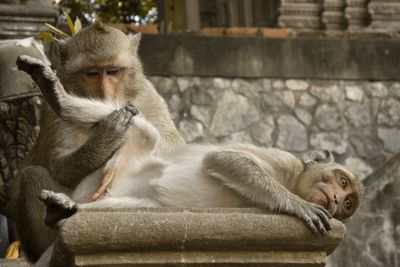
[74,17,82,33]
[45,23,69,38]
[36,32,53,42]
[64,12,76,35]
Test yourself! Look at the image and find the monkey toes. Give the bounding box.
[38,190,78,226]
[16,55,47,75]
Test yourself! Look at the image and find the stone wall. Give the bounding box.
[149,76,400,180]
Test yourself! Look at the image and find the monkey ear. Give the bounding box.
[128,33,142,54]
[52,38,68,62]
[301,149,335,168]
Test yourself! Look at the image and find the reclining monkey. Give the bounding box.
[17,55,364,240]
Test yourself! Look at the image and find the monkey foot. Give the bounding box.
[16,55,65,117]
[38,190,78,226]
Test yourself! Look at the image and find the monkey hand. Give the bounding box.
[16,55,66,117]
[38,190,78,227]
[286,198,333,235]
[94,103,137,147]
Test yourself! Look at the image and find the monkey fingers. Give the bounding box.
[124,101,140,116]
[38,190,78,227]
[301,203,332,235]
[91,168,116,201]
[16,55,66,117]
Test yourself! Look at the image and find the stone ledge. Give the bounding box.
[51,208,345,267]
[139,34,400,81]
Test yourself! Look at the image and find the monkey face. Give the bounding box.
[77,65,127,100]
[57,23,139,101]
[295,163,363,221]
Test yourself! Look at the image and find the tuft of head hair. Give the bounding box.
[92,19,108,32]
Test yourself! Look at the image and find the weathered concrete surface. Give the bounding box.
[0,259,31,267]
[51,208,345,267]
[327,153,400,267]
[140,35,400,80]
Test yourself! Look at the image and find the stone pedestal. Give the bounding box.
[345,0,370,30]
[50,208,346,267]
[368,1,400,31]
[0,2,58,39]
[322,0,346,32]
[278,0,323,30]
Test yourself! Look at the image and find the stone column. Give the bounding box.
[322,0,346,33]
[368,1,400,32]
[345,0,370,31]
[278,0,323,30]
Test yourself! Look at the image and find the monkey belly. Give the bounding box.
[149,157,250,208]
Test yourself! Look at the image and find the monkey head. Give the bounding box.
[51,21,144,101]
[294,162,364,221]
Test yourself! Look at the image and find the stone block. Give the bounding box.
[50,208,346,267]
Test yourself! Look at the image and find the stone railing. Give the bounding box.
[49,208,345,267]
[278,0,400,35]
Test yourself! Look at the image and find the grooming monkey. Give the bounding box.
[5,22,184,262]
[18,53,363,235]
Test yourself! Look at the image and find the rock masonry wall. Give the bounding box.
[149,76,400,180]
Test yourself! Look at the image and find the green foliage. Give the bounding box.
[57,0,157,25]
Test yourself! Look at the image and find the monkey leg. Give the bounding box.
[16,55,66,117]
[39,190,160,217]
[11,166,70,262]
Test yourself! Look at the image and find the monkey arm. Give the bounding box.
[202,150,332,235]
[49,106,136,188]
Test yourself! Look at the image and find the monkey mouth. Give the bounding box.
[319,189,334,213]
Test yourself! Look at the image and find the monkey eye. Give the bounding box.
[84,69,100,77]
[339,176,347,188]
[107,68,121,75]
[344,199,352,210]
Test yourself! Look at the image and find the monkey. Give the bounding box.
[3,21,184,262]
